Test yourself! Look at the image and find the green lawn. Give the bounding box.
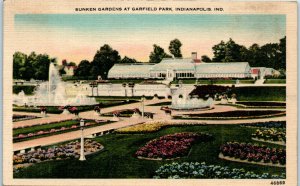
[173,110,285,120]
[13,120,79,136]
[264,79,286,84]
[13,120,113,143]
[229,86,286,101]
[107,79,145,84]
[14,124,285,178]
[147,101,171,106]
[13,99,139,113]
[13,105,95,114]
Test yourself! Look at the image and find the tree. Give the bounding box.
[13,51,56,80]
[169,39,182,58]
[59,67,66,76]
[260,43,280,69]
[90,44,121,79]
[22,52,37,80]
[201,55,212,62]
[246,44,263,67]
[13,52,27,79]
[207,36,286,70]
[74,60,91,77]
[120,56,137,63]
[68,62,76,66]
[278,36,286,69]
[149,44,172,63]
[212,40,226,62]
[223,38,244,62]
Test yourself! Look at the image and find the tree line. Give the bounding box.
[13,37,285,80]
[13,39,183,80]
[74,39,183,79]
[201,37,286,70]
[13,52,56,80]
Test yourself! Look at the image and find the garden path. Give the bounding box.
[13,117,148,151]
[12,98,167,129]
[13,99,286,151]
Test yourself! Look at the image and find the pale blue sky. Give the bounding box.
[14,14,285,63]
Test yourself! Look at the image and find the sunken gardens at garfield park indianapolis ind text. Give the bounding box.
[12,37,287,179]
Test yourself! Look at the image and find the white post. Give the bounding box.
[79,119,86,161]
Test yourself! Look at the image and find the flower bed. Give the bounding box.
[219,142,286,166]
[251,128,286,145]
[116,121,206,134]
[13,139,103,171]
[173,110,286,120]
[13,120,110,142]
[240,121,286,128]
[153,162,286,179]
[135,132,213,160]
[13,114,39,122]
[13,118,76,129]
[102,109,152,118]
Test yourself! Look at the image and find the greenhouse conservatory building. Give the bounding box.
[108,56,252,80]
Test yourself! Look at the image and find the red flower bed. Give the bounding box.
[220,142,286,165]
[135,132,213,159]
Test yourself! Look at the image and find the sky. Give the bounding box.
[14,14,285,64]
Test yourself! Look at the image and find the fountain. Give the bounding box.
[171,87,214,110]
[13,62,97,106]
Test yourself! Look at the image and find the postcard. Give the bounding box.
[3,0,297,185]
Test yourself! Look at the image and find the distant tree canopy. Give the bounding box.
[74,60,91,77]
[209,37,286,70]
[59,68,66,76]
[169,39,183,58]
[91,44,121,79]
[149,44,172,63]
[61,59,76,67]
[201,55,212,62]
[119,56,138,63]
[14,37,286,80]
[13,51,56,80]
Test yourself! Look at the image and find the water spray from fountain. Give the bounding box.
[13,62,97,106]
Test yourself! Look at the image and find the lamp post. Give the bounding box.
[79,119,86,161]
[141,95,145,118]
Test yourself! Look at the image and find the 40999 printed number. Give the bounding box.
[271,181,285,185]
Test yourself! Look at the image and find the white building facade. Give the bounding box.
[108,57,252,80]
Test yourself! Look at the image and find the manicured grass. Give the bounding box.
[264,79,286,84]
[13,120,113,143]
[236,102,286,107]
[147,102,172,106]
[174,110,285,120]
[13,99,139,114]
[13,105,95,114]
[14,124,285,178]
[13,120,79,136]
[107,79,145,84]
[229,86,286,101]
